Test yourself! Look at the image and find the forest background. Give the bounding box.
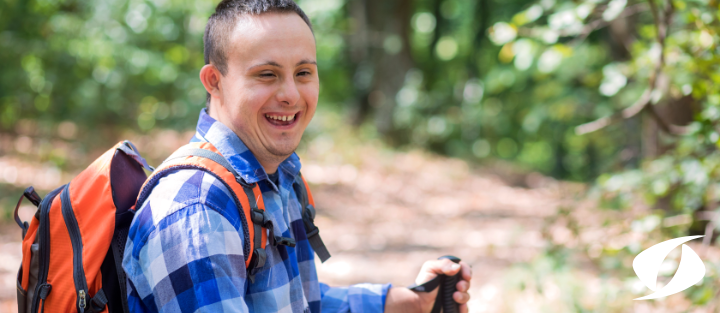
[2,0,720,311]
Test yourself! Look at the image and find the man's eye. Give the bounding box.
[260,72,275,78]
[297,71,311,76]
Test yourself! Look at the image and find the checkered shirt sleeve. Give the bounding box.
[321,283,391,312]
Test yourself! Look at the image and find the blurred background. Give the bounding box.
[1,0,720,311]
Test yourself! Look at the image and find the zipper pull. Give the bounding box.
[78,290,86,313]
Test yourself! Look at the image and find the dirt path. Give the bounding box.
[305,149,569,312]
[0,147,570,313]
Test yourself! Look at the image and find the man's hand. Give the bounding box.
[385,259,472,313]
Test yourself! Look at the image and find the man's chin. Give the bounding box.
[266,143,299,159]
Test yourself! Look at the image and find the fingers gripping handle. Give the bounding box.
[439,255,461,313]
[407,255,462,313]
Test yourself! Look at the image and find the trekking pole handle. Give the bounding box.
[439,255,461,313]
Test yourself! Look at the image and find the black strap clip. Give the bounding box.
[274,236,296,247]
[248,248,268,283]
[38,283,52,299]
[15,186,42,240]
[87,289,108,313]
[253,209,296,247]
[251,209,266,225]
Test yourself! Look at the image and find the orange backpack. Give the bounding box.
[14,141,329,313]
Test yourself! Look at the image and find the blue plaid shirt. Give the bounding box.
[123,109,391,313]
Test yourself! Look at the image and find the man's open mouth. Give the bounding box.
[265,113,298,126]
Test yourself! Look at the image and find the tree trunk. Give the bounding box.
[346,0,414,136]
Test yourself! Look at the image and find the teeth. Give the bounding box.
[265,114,296,121]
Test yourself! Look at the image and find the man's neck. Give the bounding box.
[259,160,279,176]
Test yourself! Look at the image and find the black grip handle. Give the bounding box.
[439,255,461,313]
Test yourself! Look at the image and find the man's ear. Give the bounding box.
[200,64,222,100]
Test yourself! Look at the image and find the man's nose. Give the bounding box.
[277,76,301,106]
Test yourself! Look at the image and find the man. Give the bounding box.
[122,0,472,312]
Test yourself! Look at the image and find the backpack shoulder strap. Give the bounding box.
[144,143,271,278]
[293,174,331,262]
[162,146,242,183]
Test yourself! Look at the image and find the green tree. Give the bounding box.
[0,0,214,144]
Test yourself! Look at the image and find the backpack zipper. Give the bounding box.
[78,290,86,311]
[60,184,89,313]
[30,185,64,313]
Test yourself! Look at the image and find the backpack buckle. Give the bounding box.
[248,248,267,283]
[251,209,265,224]
[38,283,52,299]
[274,236,296,247]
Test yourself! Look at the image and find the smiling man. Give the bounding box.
[122,0,471,312]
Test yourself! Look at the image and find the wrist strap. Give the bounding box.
[409,275,443,313]
[408,275,441,293]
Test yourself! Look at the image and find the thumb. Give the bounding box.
[415,259,461,285]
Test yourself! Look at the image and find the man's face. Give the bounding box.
[210,12,318,165]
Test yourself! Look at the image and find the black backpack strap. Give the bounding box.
[86,289,108,313]
[244,186,269,283]
[293,174,331,262]
[101,206,135,313]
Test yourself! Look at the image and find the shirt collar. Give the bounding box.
[190,108,301,184]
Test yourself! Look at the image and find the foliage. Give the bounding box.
[0,0,217,135]
[485,0,720,200]
[488,0,720,309]
[386,0,615,181]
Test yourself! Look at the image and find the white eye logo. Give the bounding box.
[632,235,705,300]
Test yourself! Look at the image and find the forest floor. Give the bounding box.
[1,129,717,312]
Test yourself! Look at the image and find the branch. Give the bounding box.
[621,88,652,118]
[516,4,649,42]
[575,89,650,135]
[575,115,617,135]
[576,89,688,135]
[647,0,661,38]
[569,3,649,45]
[575,0,682,136]
[697,210,719,247]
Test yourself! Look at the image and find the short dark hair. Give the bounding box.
[203,0,313,109]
